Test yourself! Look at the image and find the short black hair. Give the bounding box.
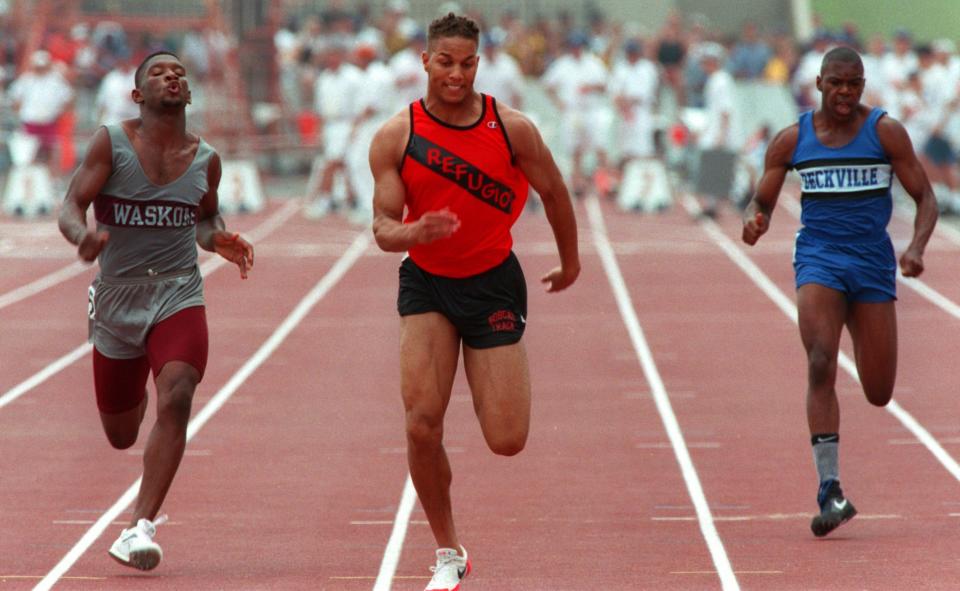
[134,51,182,88]
[427,13,480,49]
[820,46,862,74]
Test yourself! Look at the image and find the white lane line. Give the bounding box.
[0,344,91,410]
[0,262,90,311]
[586,196,740,591]
[33,229,370,591]
[0,200,301,412]
[682,194,960,483]
[373,476,418,591]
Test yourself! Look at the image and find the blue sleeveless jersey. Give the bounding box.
[791,107,892,242]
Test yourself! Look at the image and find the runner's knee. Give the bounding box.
[405,411,443,449]
[155,376,195,425]
[105,429,137,450]
[806,346,837,388]
[863,383,894,407]
[485,431,527,456]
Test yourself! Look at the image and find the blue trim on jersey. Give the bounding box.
[792,107,893,242]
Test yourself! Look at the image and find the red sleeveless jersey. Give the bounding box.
[400,94,529,277]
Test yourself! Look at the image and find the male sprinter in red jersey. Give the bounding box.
[369,13,580,591]
[58,51,253,570]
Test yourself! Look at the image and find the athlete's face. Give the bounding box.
[423,36,479,104]
[133,56,192,110]
[816,60,864,120]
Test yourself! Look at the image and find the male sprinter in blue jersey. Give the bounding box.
[741,46,938,537]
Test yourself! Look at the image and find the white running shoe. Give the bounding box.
[425,546,471,591]
[108,515,167,571]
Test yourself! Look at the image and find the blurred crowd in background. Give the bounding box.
[1,0,959,222]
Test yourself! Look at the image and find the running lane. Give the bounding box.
[378,203,725,590]
[663,192,960,590]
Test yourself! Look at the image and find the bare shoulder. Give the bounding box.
[874,112,917,159]
[206,148,222,177]
[765,122,800,164]
[374,109,411,146]
[83,125,114,164]
[495,102,541,151]
[876,112,909,139]
[370,108,411,164]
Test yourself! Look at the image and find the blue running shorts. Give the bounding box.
[793,230,897,303]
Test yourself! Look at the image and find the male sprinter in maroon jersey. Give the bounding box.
[58,51,253,570]
[369,13,580,591]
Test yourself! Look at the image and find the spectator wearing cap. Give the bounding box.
[541,30,611,196]
[609,38,665,211]
[692,42,739,218]
[474,33,525,109]
[345,42,394,225]
[305,39,365,219]
[609,39,659,163]
[7,50,74,167]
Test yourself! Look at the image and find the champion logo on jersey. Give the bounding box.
[487,121,498,129]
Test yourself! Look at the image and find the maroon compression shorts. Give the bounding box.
[93,306,208,414]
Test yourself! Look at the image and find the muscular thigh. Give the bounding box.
[846,301,897,377]
[400,312,461,417]
[146,306,208,380]
[463,341,530,431]
[797,283,848,349]
[93,347,150,414]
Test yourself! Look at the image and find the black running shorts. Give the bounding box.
[397,252,527,349]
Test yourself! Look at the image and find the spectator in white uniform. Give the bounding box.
[792,33,833,110]
[346,43,396,224]
[8,50,74,166]
[306,40,365,218]
[916,43,960,212]
[542,30,611,196]
[473,33,525,109]
[610,39,659,162]
[860,34,888,109]
[880,29,918,108]
[388,30,428,111]
[694,42,739,218]
[609,39,664,211]
[95,53,140,126]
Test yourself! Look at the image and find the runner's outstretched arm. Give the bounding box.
[58,126,112,261]
[742,124,799,245]
[502,106,580,292]
[196,152,254,278]
[877,116,937,277]
[370,113,461,252]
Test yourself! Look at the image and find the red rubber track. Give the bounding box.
[2,189,960,590]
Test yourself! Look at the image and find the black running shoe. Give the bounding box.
[810,479,857,537]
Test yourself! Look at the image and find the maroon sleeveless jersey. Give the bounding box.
[400,94,529,277]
